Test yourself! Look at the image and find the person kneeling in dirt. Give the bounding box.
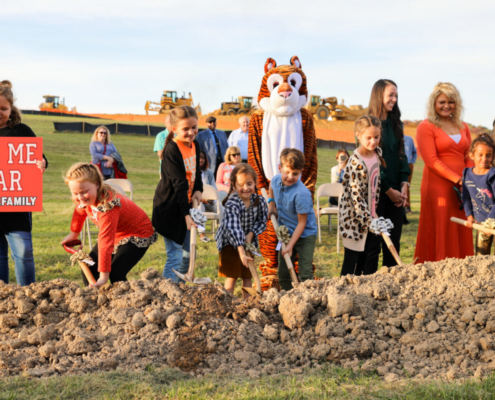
[267,149,317,291]
[62,163,157,287]
[215,164,268,298]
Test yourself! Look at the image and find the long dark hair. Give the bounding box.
[368,79,404,154]
[200,150,209,171]
[470,134,495,167]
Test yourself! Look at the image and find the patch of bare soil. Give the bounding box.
[2,256,495,382]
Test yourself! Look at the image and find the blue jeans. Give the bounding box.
[0,231,36,286]
[163,230,190,284]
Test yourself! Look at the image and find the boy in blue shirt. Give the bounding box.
[268,148,317,290]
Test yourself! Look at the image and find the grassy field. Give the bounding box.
[2,114,490,399]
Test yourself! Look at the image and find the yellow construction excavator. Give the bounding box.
[145,91,201,115]
[213,96,254,116]
[306,95,368,121]
[39,95,77,112]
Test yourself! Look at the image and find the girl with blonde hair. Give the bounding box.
[62,163,156,287]
[216,145,242,193]
[415,82,474,262]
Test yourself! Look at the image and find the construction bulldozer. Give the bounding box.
[214,96,254,116]
[305,95,368,121]
[39,95,76,112]
[145,91,201,115]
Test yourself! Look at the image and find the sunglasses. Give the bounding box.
[98,132,107,135]
[231,153,241,157]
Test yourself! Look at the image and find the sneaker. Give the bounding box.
[200,236,211,243]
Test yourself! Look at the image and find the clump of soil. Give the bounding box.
[2,256,495,381]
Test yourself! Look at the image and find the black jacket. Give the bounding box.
[152,140,202,244]
[0,123,48,233]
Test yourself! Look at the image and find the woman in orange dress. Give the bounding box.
[415,82,474,263]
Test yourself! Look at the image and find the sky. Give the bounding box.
[3,0,495,127]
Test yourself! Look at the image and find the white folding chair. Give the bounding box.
[316,183,343,252]
[106,179,134,200]
[201,184,222,233]
[82,180,130,248]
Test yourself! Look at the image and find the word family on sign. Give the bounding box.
[0,137,43,212]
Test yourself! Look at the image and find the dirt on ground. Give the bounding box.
[2,256,495,381]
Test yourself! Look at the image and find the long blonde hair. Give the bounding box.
[64,163,115,207]
[0,80,21,128]
[426,82,464,129]
[225,146,241,165]
[91,126,112,144]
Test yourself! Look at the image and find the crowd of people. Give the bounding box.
[1,77,494,294]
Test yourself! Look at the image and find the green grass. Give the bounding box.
[2,114,483,399]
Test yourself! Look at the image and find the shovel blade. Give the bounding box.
[172,269,194,284]
[242,286,260,297]
[193,277,212,285]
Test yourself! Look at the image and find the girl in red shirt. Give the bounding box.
[62,163,157,287]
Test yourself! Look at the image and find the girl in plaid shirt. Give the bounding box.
[215,164,268,298]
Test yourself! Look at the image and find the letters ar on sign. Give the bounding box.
[0,137,43,212]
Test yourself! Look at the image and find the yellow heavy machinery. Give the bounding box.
[145,91,201,115]
[306,95,368,121]
[214,96,254,116]
[39,95,76,112]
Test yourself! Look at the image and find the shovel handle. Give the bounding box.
[62,240,97,285]
[261,188,299,287]
[451,217,495,235]
[381,233,404,267]
[247,259,262,294]
[186,198,200,282]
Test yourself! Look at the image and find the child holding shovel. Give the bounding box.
[62,163,157,287]
[462,134,495,255]
[152,106,203,283]
[267,148,318,291]
[339,115,386,276]
[215,164,268,298]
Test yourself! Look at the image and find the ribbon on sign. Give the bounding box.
[369,217,394,236]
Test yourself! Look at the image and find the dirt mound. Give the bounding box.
[2,256,495,380]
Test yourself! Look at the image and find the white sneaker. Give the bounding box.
[200,236,211,243]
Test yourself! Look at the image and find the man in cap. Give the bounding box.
[228,116,249,163]
[197,116,228,177]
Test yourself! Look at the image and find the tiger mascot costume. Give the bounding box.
[248,56,318,291]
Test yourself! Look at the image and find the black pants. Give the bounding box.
[82,242,149,286]
[341,232,381,276]
[365,192,405,271]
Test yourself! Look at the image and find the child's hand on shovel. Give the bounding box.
[185,215,198,230]
[90,272,110,288]
[466,216,475,229]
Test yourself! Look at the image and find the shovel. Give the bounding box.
[173,198,212,285]
[242,250,262,297]
[451,217,495,235]
[261,188,299,288]
[62,239,97,285]
[381,233,404,267]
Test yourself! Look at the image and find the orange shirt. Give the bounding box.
[174,139,196,201]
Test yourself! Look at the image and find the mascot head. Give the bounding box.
[258,56,307,116]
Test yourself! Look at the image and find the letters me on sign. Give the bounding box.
[0,137,43,212]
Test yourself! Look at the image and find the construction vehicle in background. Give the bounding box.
[39,95,77,112]
[145,91,201,115]
[305,95,368,121]
[213,96,254,116]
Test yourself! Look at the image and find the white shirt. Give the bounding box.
[449,134,461,144]
[228,128,249,160]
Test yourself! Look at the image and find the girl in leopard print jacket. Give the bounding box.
[339,116,385,276]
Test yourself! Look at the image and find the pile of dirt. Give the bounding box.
[2,256,495,381]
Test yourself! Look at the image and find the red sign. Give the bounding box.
[0,137,43,212]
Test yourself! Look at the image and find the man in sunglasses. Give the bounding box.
[197,116,228,177]
[228,116,249,163]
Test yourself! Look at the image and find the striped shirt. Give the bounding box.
[215,192,268,251]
